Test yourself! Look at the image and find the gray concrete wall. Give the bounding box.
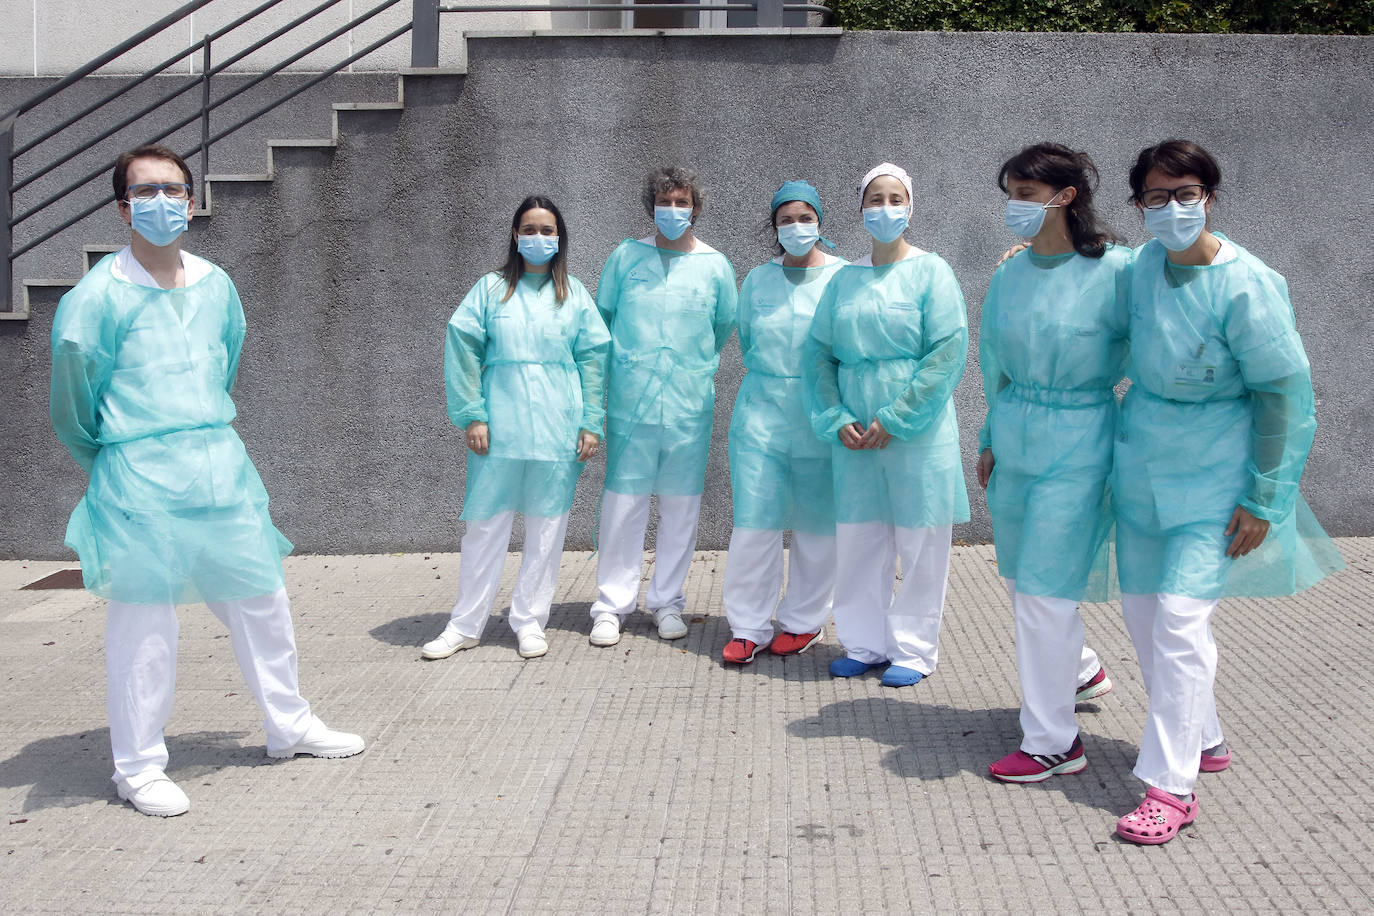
[2,31,1371,561]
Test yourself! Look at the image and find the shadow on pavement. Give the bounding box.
[786,696,1142,815]
[369,611,450,647]
[0,728,260,813]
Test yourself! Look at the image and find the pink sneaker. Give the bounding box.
[1075,667,1113,702]
[988,736,1087,783]
[1116,787,1197,845]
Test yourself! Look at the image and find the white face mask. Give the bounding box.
[1144,199,1209,251]
[1003,192,1065,239]
[776,222,820,257]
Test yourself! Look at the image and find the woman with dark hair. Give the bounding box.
[979,143,1130,785]
[720,180,845,664]
[422,196,610,661]
[1111,139,1341,844]
[804,163,969,688]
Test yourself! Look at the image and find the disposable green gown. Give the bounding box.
[50,255,291,605]
[978,245,1132,600]
[730,256,845,534]
[805,252,971,528]
[1113,236,1344,598]
[446,272,611,520]
[597,239,737,496]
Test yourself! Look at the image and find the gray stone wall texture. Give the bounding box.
[2,31,1372,559]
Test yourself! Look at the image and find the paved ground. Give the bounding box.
[1,541,1372,914]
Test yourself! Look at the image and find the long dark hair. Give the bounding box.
[499,195,570,303]
[998,143,1119,259]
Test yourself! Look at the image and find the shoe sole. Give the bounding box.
[770,633,823,656]
[267,743,365,760]
[1075,678,1114,702]
[421,640,478,660]
[117,792,189,817]
[723,643,768,664]
[589,632,621,647]
[990,755,1088,784]
[519,645,548,659]
[1200,754,1231,773]
[657,627,687,640]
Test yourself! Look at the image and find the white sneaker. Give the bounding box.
[116,771,189,817]
[655,609,688,640]
[268,716,366,759]
[517,628,548,659]
[421,627,480,659]
[589,613,622,647]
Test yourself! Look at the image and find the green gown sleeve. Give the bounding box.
[225,280,248,394]
[445,276,492,429]
[49,287,112,474]
[1224,277,1315,523]
[976,265,1008,453]
[713,259,739,354]
[804,276,859,440]
[572,284,612,434]
[874,260,969,441]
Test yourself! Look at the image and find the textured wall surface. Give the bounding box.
[2,31,1371,559]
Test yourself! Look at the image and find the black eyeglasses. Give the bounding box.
[1137,185,1209,210]
[126,182,192,200]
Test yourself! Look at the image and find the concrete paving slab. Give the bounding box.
[1,541,1372,913]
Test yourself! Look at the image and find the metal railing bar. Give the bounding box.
[0,0,217,123]
[10,0,406,226]
[12,43,204,161]
[13,16,410,237]
[439,3,753,10]
[14,0,354,190]
[11,74,204,195]
[197,23,413,151]
[210,0,351,76]
[204,0,296,44]
[10,191,115,261]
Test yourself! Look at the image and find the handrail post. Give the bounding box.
[200,36,212,198]
[411,0,439,68]
[2,117,13,313]
[756,0,784,27]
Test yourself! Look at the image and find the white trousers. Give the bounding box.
[832,522,951,673]
[591,490,702,618]
[722,528,836,644]
[105,588,313,784]
[1005,579,1103,755]
[1122,592,1225,795]
[446,511,570,639]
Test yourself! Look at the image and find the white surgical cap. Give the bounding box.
[860,163,914,208]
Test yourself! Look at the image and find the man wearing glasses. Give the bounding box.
[48,144,364,818]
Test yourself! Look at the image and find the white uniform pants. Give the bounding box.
[832,522,951,673]
[1122,592,1225,795]
[722,528,836,644]
[446,511,570,639]
[591,490,701,618]
[1005,579,1103,755]
[105,588,313,784]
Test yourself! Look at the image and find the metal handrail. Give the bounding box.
[3,0,834,313]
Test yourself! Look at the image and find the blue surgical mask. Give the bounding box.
[517,234,559,265]
[862,205,908,244]
[777,222,820,257]
[653,205,693,241]
[1004,199,1051,238]
[1144,199,1209,252]
[129,193,189,247]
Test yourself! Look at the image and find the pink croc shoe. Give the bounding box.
[1116,787,1198,845]
[1200,748,1231,773]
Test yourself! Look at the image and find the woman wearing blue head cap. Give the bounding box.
[804,163,970,687]
[1109,140,1342,844]
[720,181,846,664]
[422,196,610,662]
[978,143,1129,786]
